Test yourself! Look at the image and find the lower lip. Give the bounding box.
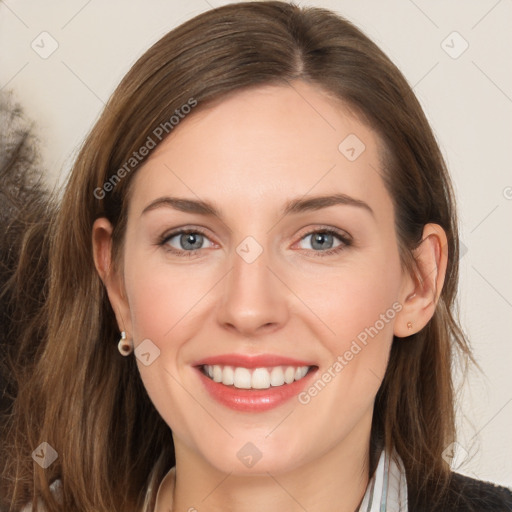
[196,367,317,412]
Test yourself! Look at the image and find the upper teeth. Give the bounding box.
[203,365,310,389]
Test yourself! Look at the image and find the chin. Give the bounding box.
[192,433,309,476]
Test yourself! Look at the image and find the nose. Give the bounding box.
[216,239,289,337]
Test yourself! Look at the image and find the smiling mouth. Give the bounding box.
[200,364,316,390]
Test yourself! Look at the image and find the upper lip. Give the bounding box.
[193,354,316,369]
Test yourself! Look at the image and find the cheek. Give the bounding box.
[294,257,402,426]
[295,250,402,353]
[123,251,212,343]
[121,251,205,431]
[121,250,218,427]
[291,246,402,412]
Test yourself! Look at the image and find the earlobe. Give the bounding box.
[394,223,448,338]
[92,218,132,336]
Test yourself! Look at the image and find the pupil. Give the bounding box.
[182,233,202,250]
[312,233,333,250]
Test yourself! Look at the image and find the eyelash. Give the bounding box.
[158,227,352,258]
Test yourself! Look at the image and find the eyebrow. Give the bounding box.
[141,193,374,219]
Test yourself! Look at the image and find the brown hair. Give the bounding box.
[1,2,476,510]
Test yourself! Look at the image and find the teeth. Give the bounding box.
[222,366,234,386]
[284,366,295,384]
[233,367,252,389]
[212,365,222,383]
[295,366,308,380]
[252,368,270,389]
[270,366,285,386]
[203,364,311,389]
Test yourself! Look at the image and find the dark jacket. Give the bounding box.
[410,471,512,511]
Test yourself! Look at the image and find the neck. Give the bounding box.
[170,429,371,512]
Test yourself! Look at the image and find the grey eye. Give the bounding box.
[299,232,342,251]
[166,232,213,251]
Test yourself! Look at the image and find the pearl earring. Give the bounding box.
[118,331,133,356]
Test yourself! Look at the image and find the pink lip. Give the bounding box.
[192,354,318,413]
[193,353,315,368]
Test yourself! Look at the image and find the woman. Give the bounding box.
[1,2,511,511]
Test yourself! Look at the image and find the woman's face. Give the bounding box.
[114,81,411,475]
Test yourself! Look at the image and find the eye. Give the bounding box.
[158,227,352,258]
[296,228,352,256]
[160,228,214,256]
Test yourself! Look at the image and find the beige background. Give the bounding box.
[1,0,511,488]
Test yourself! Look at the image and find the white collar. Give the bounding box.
[358,448,408,511]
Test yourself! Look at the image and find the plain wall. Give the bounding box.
[1,0,511,488]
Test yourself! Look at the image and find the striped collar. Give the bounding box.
[358,448,408,511]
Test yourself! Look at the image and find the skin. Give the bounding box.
[93,80,447,512]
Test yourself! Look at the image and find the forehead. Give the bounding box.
[129,81,391,220]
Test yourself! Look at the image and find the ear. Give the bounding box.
[394,223,448,337]
[92,217,132,337]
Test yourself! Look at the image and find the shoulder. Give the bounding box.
[409,471,512,512]
[448,472,512,511]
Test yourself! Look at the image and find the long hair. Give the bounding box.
[1,2,476,510]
